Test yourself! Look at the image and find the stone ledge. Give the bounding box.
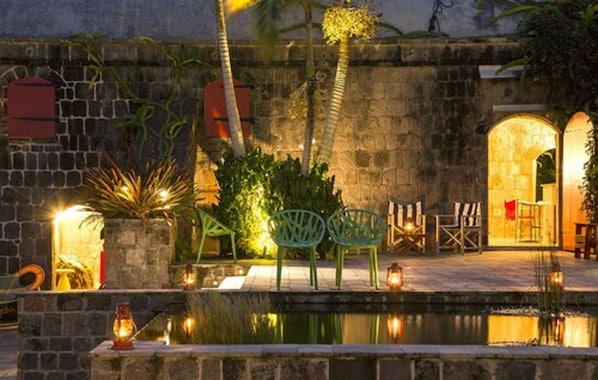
[90,341,598,380]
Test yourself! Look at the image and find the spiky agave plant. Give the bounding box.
[79,157,197,224]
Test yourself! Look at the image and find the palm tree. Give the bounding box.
[227,0,319,175]
[216,0,246,157]
[316,1,377,164]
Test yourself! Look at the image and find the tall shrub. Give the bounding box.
[213,149,277,257]
[268,156,344,258]
[214,149,343,258]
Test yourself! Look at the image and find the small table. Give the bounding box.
[574,222,598,259]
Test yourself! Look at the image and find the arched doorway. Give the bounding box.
[487,115,559,247]
[562,112,593,250]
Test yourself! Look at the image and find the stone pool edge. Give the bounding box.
[90,340,598,379]
[18,290,598,380]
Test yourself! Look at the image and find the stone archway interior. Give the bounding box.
[488,115,558,247]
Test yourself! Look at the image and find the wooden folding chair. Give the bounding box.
[435,202,482,254]
[387,200,426,254]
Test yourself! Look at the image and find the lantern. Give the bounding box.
[183,262,197,290]
[111,302,136,350]
[404,218,415,233]
[386,262,404,290]
[549,262,564,290]
[386,314,403,339]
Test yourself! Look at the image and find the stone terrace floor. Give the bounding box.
[2,249,598,380]
[241,249,598,292]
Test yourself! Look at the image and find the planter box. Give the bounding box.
[103,218,174,289]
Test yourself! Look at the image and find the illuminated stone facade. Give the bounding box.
[0,39,544,280]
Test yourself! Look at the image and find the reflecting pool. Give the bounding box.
[135,305,598,347]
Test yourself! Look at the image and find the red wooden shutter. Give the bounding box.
[204,80,251,138]
[7,77,56,139]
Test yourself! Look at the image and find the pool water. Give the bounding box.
[135,305,598,347]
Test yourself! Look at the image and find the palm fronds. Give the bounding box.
[79,156,197,224]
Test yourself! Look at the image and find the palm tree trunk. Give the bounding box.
[316,33,350,164]
[216,0,246,157]
[301,2,315,176]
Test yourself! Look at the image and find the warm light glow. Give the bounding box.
[163,318,172,346]
[183,262,196,290]
[386,263,404,290]
[159,189,169,199]
[236,267,245,276]
[251,313,278,333]
[112,303,136,350]
[182,316,195,335]
[53,205,87,222]
[549,264,564,290]
[387,314,403,340]
[404,218,415,233]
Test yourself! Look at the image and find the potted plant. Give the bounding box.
[79,156,197,289]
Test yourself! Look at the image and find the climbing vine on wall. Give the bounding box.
[62,34,210,168]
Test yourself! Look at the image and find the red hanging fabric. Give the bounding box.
[504,199,517,220]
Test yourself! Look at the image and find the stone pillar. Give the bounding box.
[103,218,174,289]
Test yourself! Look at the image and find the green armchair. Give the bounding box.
[267,209,326,290]
[195,208,237,264]
[327,209,386,290]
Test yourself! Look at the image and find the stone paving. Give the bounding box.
[3,249,598,379]
[242,250,598,292]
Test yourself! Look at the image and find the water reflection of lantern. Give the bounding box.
[111,303,136,350]
[163,318,172,346]
[386,262,404,290]
[183,262,197,290]
[549,263,564,290]
[551,316,565,345]
[387,314,403,340]
[183,316,195,335]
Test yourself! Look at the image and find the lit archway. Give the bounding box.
[562,112,593,250]
[487,115,559,247]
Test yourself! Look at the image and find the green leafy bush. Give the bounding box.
[213,148,278,257]
[213,149,344,259]
[268,156,344,258]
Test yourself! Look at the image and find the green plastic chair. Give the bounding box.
[327,209,387,290]
[267,209,326,290]
[195,208,237,264]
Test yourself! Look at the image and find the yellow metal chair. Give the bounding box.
[327,209,386,290]
[267,209,326,290]
[195,208,237,264]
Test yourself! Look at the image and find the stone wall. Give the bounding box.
[18,290,598,380]
[90,342,598,380]
[0,38,545,279]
